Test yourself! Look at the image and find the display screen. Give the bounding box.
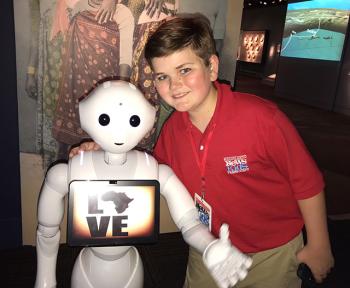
[67,180,160,246]
[281,0,350,61]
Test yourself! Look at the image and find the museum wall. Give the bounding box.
[237,4,288,78]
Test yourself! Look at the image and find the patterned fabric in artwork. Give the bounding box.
[52,11,121,145]
[31,0,63,169]
[130,21,163,152]
[53,0,178,154]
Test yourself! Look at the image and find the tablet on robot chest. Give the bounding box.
[67,180,160,246]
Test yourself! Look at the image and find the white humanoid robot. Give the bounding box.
[35,80,252,288]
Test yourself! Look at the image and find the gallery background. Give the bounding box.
[14,0,242,245]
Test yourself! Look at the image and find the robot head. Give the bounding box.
[79,81,156,153]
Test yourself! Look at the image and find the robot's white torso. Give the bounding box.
[67,150,158,288]
[69,150,158,181]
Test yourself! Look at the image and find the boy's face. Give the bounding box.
[151,47,218,113]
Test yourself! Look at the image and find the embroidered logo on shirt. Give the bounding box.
[224,155,249,174]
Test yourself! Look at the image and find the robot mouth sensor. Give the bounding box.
[114,143,124,146]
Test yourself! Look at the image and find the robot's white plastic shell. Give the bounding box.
[79,81,156,154]
[35,81,207,288]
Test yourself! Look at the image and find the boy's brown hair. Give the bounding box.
[144,13,217,67]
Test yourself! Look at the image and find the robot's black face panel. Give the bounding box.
[129,115,140,127]
[99,114,110,126]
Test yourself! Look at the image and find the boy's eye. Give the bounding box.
[156,75,168,82]
[179,67,191,75]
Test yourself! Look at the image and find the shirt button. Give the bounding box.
[200,145,204,151]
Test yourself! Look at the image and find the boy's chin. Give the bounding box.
[172,102,190,112]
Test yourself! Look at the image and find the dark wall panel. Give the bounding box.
[334,36,350,116]
[275,57,341,110]
[0,0,22,248]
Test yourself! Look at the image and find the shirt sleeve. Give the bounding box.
[261,108,324,200]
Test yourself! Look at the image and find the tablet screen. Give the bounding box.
[67,180,160,246]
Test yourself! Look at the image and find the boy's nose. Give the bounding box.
[170,75,183,90]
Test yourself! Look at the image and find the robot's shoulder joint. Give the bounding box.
[45,163,68,189]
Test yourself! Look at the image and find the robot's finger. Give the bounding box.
[244,256,253,268]
[238,256,252,270]
[219,223,230,241]
[228,274,239,287]
[219,278,231,288]
[237,268,248,280]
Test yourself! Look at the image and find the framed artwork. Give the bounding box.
[237,30,267,63]
[14,0,178,169]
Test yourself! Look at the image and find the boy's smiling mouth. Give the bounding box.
[173,92,189,99]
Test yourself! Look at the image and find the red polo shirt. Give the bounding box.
[154,81,324,253]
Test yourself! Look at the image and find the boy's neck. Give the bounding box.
[189,86,218,133]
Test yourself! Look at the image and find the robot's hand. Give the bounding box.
[203,224,252,288]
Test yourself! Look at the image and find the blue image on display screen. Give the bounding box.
[281,0,350,61]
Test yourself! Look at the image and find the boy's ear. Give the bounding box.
[209,54,219,81]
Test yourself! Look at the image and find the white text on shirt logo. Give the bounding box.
[224,155,249,175]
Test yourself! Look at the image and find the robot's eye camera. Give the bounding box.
[129,115,140,127]
[98,114,110,126]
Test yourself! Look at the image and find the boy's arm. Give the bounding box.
[296,191,334,283]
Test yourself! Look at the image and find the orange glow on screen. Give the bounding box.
[70,182,156,240]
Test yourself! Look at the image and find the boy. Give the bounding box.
[144,14,334,287]
[71,13,334,288]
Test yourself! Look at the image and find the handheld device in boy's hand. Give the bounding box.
[203,224,252,288]
[297,263,319,287]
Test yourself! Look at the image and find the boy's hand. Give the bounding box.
[69,141,101,158]
[296,243,334,283]
[203,224,252,288]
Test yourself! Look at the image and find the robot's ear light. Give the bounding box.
[98,114,110,126]
[129,115,141,127]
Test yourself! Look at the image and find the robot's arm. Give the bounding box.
[37,163,69,229]
[159,164,252,288]
[158,164,216,251]
[35,163,69,288]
